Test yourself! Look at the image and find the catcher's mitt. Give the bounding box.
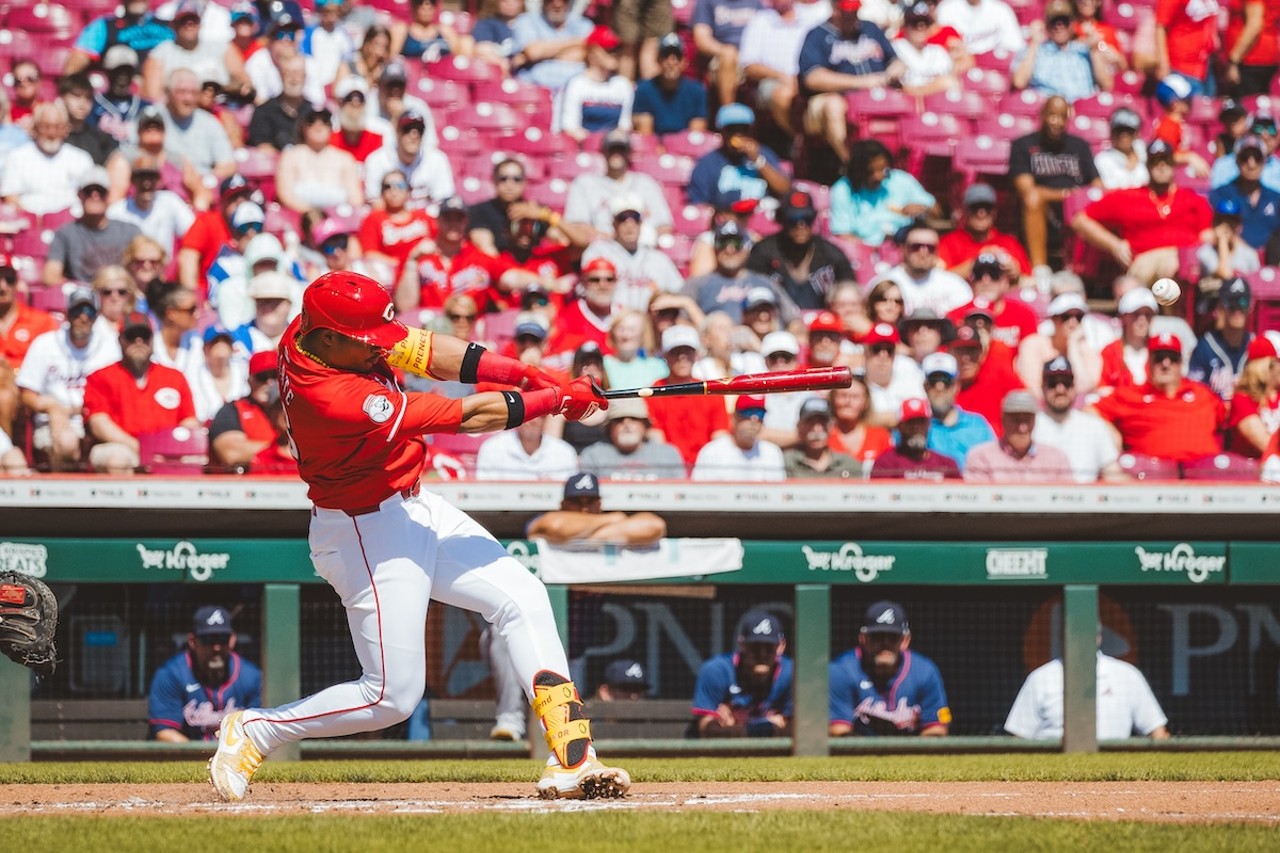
[0,571,58,678]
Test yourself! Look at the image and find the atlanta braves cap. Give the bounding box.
[301,271,408,348]
[193,605,233,639]
[563,472,600,499]
[603,658,648,688]
[737,608,784,644]
[862,600,909,634]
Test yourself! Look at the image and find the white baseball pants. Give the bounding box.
[243,489,569,753]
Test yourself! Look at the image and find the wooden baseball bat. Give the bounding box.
[601,367,854,400]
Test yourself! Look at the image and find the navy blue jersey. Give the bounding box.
[1189,330,1252,400]
[828,647,950,736]
[148,650,262,741]
[633,77,708,136]
[687,146,783,206]
[798,21,896,96]
[692,651,793,736]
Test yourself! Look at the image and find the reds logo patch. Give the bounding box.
[382,303,395,322]
[362,393,394,424]
[154,387,181,410]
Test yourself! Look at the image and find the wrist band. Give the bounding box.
[459,342,485,384]
[502,391,525,430]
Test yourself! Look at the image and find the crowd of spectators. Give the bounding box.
[2,0,1280,482]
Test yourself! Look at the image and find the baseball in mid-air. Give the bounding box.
[1151,278,1181,306]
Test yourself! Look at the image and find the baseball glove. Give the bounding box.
[0,571,58,678]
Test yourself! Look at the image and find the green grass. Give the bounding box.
[0,752,1277,785]
[0,812,1273,853]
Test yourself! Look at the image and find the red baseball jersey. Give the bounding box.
[1083,185,1212,258]
[278,316,464,511]
[1,301,60,369]
[1092,379,1225,462]
[358,208,437,282]
[82,362,196,434]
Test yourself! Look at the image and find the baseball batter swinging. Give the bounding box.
[207,271,629,801]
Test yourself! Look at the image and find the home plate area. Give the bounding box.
[1,782,1277,823]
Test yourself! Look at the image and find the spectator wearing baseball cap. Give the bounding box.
[878,221,972,319]
[474,396,579,481]
[893,3,960,96]
[543,256,619,359]
[917,351,994,472]
[1099,286,1159,390]
[578,397,686,480]
[1014,292,1102,399]
[686,103,790,207]
[946,252,1038,349]
[830,600,951,737]
[1010,0,1111,103]
[691,394,787,481]
[900,308,955,363]
[149,604,263,743]
[67,3,172,77]
[632,33,708,137]
[784,396,862,479]
[554,27,632,141]
[209,349,281,471]
[1226,336,1280,458]
[1208,139,1280,253]
[963,390,1072,482]
[528,472,666,545]
[1207,110,1280,192]
[1033,356,1126,482]
[745,190,857,310]
[178,174,259,293]
[363,108,457,206]
[509,0,594,91]
[595,659,650,702]
[645,324,730,466]
[683,221,795,324]
[755,329,823,447]
[862,321,929,427]
[105,154,195,256]
[1090,332,1226,463]
[949,323,1026,437]
[797,2,905,163]
[691,607,793,739]
[43,167,144,287]
[938,184,1034,279]
[579,193,683,311]
[1072,139,1214,286]
[1094,108,1150,190]
[563,129,674,246]
[868,397,961,480]
[1189,276,1255,400]
[1197,197,1262,287]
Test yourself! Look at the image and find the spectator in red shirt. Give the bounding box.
[1154,0,1221,95]
[209,350,279,471]
[330,76,384,163]
[0,255,60,437]
[247,397,299,476]
[546,257,618,360]
[946,253,1039,349]
[1226,335,1280,456]
[869,397,962,480]
[1223,0,1280,97]
[1099,287,1158,390]
[646,324,730,466]
[1071,139,1213,285]
[1090,332,1225,463]
[178,174,257,294]
[828,374,892,461]
[394,197,497,315]
[1150,76,1211,177]
[951,323,1026,436]
[938,183,1032,279]
[82,312,199,474]
[361,169,437,282]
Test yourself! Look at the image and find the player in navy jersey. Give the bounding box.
[828,601,951,736]
[148,606,262,742]
[690,608,793,737]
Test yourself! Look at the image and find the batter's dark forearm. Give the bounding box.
[457,387,559,433]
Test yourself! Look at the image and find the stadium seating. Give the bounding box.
[137,428,210,476]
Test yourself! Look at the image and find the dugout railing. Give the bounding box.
[1,479,1278,760]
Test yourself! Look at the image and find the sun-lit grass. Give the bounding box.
[0,752,1276,785]
[1,812,1273,853]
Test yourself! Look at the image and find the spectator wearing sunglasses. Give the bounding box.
[581,194,683,312]
[1208,135,1280,256]
[1014,292,1103,398]
[329,76,384,164]
[873,222,972,319]
[682,222,795,324]
[746,190,855,311]
[1033,356,1126,482]
[361,168,437,281]
[43,167,143,287]
[1209,108,1280,192]
[108,154,196,252]
[362,110,456,205]
[947,252,1038,349]
[311,218,370,279]
[1011,0,1113,102]
[7,59,41,130]
[563,129,672,246]
[937,184,1032,279]
[207,201,267,325]
[245,5,327,107]
[142,2,229,102]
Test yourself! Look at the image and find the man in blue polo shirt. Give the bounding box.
[829,601,951,736]
[632,34,708,136]
[797,0,902,162]
[919,351,995,471]
[690,608,793,737]
[688,103,791,206]
[1208,135,1280,255]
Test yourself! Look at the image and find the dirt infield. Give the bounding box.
[2,781,1276,823]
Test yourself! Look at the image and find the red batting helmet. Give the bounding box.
[301,271,407,348]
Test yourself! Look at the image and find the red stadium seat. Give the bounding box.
[1069,114,1110,148]
[846,87,916,120]
[424,55,500,84]
[673,204,711,237]
[456,175,495,204]
[490,127,579,159]
[921,88,988,122]
[524,177,570,210]
[899,111,965,158]
[1181,453,1261,482]
[9,4,75,33]
[1244,267,1280,334]
[1073,91,1147,123]
[414,77,471,111]
[972,49,1015,72]
[988,112,1038,140]
[472,78,552,115]
[661,130,722,158]
[792,180,830,212]
[632,152,694,186]
[468,101,526,133]
[954,135,1013,178]
[998,89,1048,119]
[262,204,301,243]
[1117,453,1182,481]
[137,427,210,475]
[27,284,66,314]
[437,9,472,35]
[428,432,489,476]
[961,67,1010,96]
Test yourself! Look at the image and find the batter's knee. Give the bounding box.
[367,673,426,725]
